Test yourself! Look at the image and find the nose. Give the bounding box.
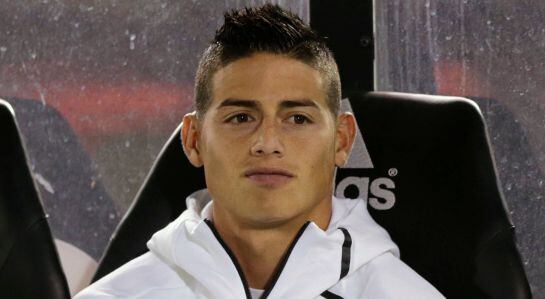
[250,119,284,157]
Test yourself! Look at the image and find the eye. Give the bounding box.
[289,114,312,125]
[226,113,253,124]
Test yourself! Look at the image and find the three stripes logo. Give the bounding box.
[335,99,397,210]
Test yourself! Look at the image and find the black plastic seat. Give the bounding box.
[0,99,70,299]
[92,121,202,281]
[5,97,120,261]
[94,91,531,298]
[342,92,531,298]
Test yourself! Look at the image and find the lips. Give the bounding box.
[244,167,295,187]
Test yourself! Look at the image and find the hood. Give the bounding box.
[147,189,399,298]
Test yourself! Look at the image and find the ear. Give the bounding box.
[334,112,357,167]
[181,111,203,167]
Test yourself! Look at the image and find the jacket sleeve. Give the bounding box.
[325,252,445,299]
[360,253,444,299]
[74,252,190,299]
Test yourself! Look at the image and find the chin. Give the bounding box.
[243,203,307,227]
[244,213,295,229]
[246,186,297,201]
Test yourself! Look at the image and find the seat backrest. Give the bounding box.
[0,99,70,299]
[6,97,119,261]
[92,122,204,280]
[340,92,531,298]
[93,92,531,298]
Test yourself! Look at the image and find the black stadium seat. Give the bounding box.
[5,97,120,261]
[92,121,203,281]
[0,99,70,299]
[93,91,532,298]
[340,92,531,298]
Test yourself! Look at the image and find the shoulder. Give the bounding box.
[365,253,444,297]
[74,252,194,299]
[333,252,445,299]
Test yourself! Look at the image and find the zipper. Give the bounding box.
[204,219,252,299]
[260,221,311,298]
[205,219,311,299]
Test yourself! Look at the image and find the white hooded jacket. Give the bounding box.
[76,189,444,298]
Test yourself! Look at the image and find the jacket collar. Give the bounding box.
[147,189,398,298]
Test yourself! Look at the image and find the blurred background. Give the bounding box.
[0,0,543,296]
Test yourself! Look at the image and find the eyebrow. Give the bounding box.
[279,99,319,109]
[216,98,319,110]
[217,99,259,109]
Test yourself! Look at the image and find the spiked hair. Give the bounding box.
[194,4,341,117]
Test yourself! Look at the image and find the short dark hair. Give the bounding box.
[194,4,341,117]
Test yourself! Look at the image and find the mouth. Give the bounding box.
[244,167,295,187]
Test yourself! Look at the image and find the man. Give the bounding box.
[76,4,444,298]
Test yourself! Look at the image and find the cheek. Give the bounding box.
[200,134,240,200]
[199,128,225,171]
[200,127,247,174]
[293,132,336,172]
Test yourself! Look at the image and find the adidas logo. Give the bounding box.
[335,99,397,210]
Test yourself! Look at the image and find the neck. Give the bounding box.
[211,200,331,290]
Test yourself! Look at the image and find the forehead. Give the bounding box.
[210,53,327,109]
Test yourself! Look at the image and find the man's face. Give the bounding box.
[184,53,353,228]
